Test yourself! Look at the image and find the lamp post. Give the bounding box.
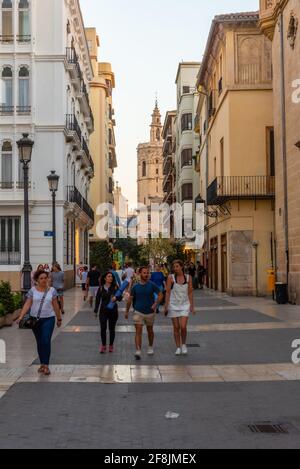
[17,133,34,294]
[47,171,60,263]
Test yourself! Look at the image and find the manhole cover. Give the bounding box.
[248,423,289,434]
[240,422,299,435]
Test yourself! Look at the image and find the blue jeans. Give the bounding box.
[32,317,55,366]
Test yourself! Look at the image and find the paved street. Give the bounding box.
[1,288,300,448]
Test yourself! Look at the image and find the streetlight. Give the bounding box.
[47,170,60,263]
[17,133,34,294]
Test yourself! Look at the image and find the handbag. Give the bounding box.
[19,289,49,330]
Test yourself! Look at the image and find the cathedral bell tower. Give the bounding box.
[150,100,162,143]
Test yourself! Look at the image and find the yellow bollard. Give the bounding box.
[267,269,276,292]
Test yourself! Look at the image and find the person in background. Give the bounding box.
[125,266,163,360]
[110,262,121,288]
[80,266,89,301]
[188,262,198,289]
[164,260,195,356]
[31,264,44,286]
[94,272,121,354]
[150,265,166,313]
[161,263,169,279]
[124,262,135,284]
[86,264,101,309]
[16,270,62,376]
[197,262,206,290]
[50,262,65,315]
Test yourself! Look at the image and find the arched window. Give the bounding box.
[1,67,13,113]
[1,1,13,43]
[142,161,146,177]
[1,141,13,188]
[18,0,30,42]
[156,128,161,141]
[18,66,30,113]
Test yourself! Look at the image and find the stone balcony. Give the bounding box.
[259,0,283,38]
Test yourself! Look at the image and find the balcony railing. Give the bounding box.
[0,251,21,266]
[65,114,82,142]
[17,105,31,115]
[207,176,276,206]
[0,35,13,43]
[17,35,31,43]
[0,105,14,116]
[67,186,94,222]
[81,137,94,172]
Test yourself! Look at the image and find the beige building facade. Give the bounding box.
[86,28,117,242]
[162,110,177,206]
[260,0,300,303]
[196,12,275,296]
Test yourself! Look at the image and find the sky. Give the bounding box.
[81,0,259,208]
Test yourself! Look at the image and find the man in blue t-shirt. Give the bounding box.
[126,266,163,360]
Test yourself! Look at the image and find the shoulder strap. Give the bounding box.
[37,288,50,320]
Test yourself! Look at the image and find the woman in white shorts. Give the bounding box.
[164,260,195,356]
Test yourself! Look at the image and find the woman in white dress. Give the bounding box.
[164,260,195,355]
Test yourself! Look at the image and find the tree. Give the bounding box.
[89,241,113,273]
[141,237,176,265]
[167,240,187,264]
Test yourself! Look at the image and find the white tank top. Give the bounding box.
[169,274,190,311]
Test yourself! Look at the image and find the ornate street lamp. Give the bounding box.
[47,171,60,263]
[17,133,34,295]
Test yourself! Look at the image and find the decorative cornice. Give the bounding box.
[259,0,290,39]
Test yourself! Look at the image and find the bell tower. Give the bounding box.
[150,100,162,143]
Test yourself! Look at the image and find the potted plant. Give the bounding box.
[0,282,22,329]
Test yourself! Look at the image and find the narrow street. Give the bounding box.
[1,288,300,449]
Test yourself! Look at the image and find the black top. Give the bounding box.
[188,267,196,278]
[88,270,101,287]
[94,285,119,315]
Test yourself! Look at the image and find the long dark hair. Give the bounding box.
[100,271,117,290]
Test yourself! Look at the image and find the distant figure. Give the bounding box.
[80,266,89,301]
[197,262,206,290]
[86,265,101,308]
[50,262,65,314]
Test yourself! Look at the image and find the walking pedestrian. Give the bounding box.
[150,264,166,313]
[125,266,163,360]
[188,262,198,289]
[16,270,62,376]
[50,262,65,314]
[80,266,89,301]
[94,272,120,354]
[197,262,206,290]
[164,260,195,356]
[110,262,121,288]
[86,264,101,309]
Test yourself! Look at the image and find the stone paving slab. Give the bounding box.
[17,363,300,384]
[2,381,300,448]
[33,328,300,366]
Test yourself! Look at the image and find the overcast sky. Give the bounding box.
[81,0,259,208]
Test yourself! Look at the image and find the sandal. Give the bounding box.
[38,366,45,374]
[43,367,51,376]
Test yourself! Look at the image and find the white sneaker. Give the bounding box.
[135,350,141,360]
[175,348,182,356]
[147,347,154,356]
[181,345,188,355]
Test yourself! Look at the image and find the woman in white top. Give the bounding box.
[17,270,62,376]
[164,260,195,356]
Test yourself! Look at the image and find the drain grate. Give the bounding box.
[187,343,200,348]
[247,423,289,434]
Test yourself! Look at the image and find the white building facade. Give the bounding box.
[0,0,94,290]
[175,62,200,258]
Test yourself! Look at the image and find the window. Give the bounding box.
[18,66,30,113]
[181,148,193,168]
[267,127,275,177]
[181,183,193,202]
[156,128,161,141]
[1,66,13,114]
[0,217,21,265]
[1,141,13,188]
[181,113,192,132]
[1,0,13,43]
[18,0,30,42]
[142,161,146,177]
[183,86,190,94]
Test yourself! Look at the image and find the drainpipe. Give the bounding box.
[279,12,290,286]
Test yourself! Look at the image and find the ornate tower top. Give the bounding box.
[150,100,162,143]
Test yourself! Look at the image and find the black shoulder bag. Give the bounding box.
[19,289,49,330]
